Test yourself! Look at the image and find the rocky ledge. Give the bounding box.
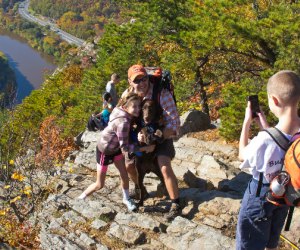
[30,111,299,250]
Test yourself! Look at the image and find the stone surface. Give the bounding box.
[159,217,235,250]
[115,212,163,232]
[91,219,108,230]
[195,196,241,231]
[30,124,299,250]
[107,222,146,245]
[197,155,228,188]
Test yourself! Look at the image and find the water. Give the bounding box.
[0,29,56,103]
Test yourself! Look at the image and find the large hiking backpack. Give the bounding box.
[144,67,176,105]
[284,135,300,206]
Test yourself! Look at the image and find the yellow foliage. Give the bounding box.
[9,160,14,165]
[23,186,32,196]
[0,213,39,248]
[10,196,21,204]
[43,36,57,46]
[4,185,10,189]
[62,65,83,87]
[11,172,25,182]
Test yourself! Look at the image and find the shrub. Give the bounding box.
[219,78,268,141]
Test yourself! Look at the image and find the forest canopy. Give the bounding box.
[29,0,121,39]
[1,0,300,161]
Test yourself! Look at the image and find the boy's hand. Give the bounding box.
[256,110,269,130]
[239,101,254,160]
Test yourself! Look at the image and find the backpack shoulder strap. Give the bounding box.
[255,127,289,197]
[264,127,290,151]
[284,206,294,231]
[151,81,163,117]
[151,81,161,104]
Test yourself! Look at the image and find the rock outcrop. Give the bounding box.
[33,110,299,249]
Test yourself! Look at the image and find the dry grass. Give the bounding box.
[186,128,239,148]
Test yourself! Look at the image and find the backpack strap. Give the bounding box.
[151,81,160,104]
[255,127,289,197]
[151,81,163,117]
[263,128,296,232]
[264,127,290,151]
[255,172,264,197]
[284,206,294,231]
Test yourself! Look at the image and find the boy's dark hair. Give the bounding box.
[103,92,112,102]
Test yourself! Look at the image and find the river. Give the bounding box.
[0,29,57,103]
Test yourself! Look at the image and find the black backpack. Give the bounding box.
[87,115,107,132]
[144,67,176,105]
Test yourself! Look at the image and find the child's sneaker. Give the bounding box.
[123,198,137,212]
[78,192,87,200]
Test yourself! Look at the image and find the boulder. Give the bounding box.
[179,110,211,136]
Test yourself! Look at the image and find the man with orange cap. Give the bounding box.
[122,64,181,220]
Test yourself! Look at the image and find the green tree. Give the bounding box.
[167,0,300,139]
[0,52,17,107]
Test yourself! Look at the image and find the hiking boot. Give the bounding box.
[129,186,150,200]
[123,198,137,212]
[165,203,181,221]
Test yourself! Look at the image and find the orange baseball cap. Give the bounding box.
[128,65,147,81]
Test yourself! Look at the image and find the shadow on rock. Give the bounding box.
[218,171,252,198]
[178,171,252,220]
[183,170,213,191]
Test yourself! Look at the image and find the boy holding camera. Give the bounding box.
[236,70,300,250]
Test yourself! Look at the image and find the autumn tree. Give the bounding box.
[123,0,300,139]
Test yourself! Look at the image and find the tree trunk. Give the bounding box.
[195,56,209,115]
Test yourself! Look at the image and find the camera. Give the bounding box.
[247,95,260,118]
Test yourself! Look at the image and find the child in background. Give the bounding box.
[78,92,155,212]
[101,92,114,126]
[92,92,113,128]
[106,73,120,107]
[236,70,300,250]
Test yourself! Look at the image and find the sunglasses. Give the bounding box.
[131,75,148,84]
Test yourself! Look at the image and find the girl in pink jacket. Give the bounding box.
[78,93,154,212]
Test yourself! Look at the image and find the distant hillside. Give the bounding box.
[0,51,17,107]
[29,0,122,39]
[0,0,21,10]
